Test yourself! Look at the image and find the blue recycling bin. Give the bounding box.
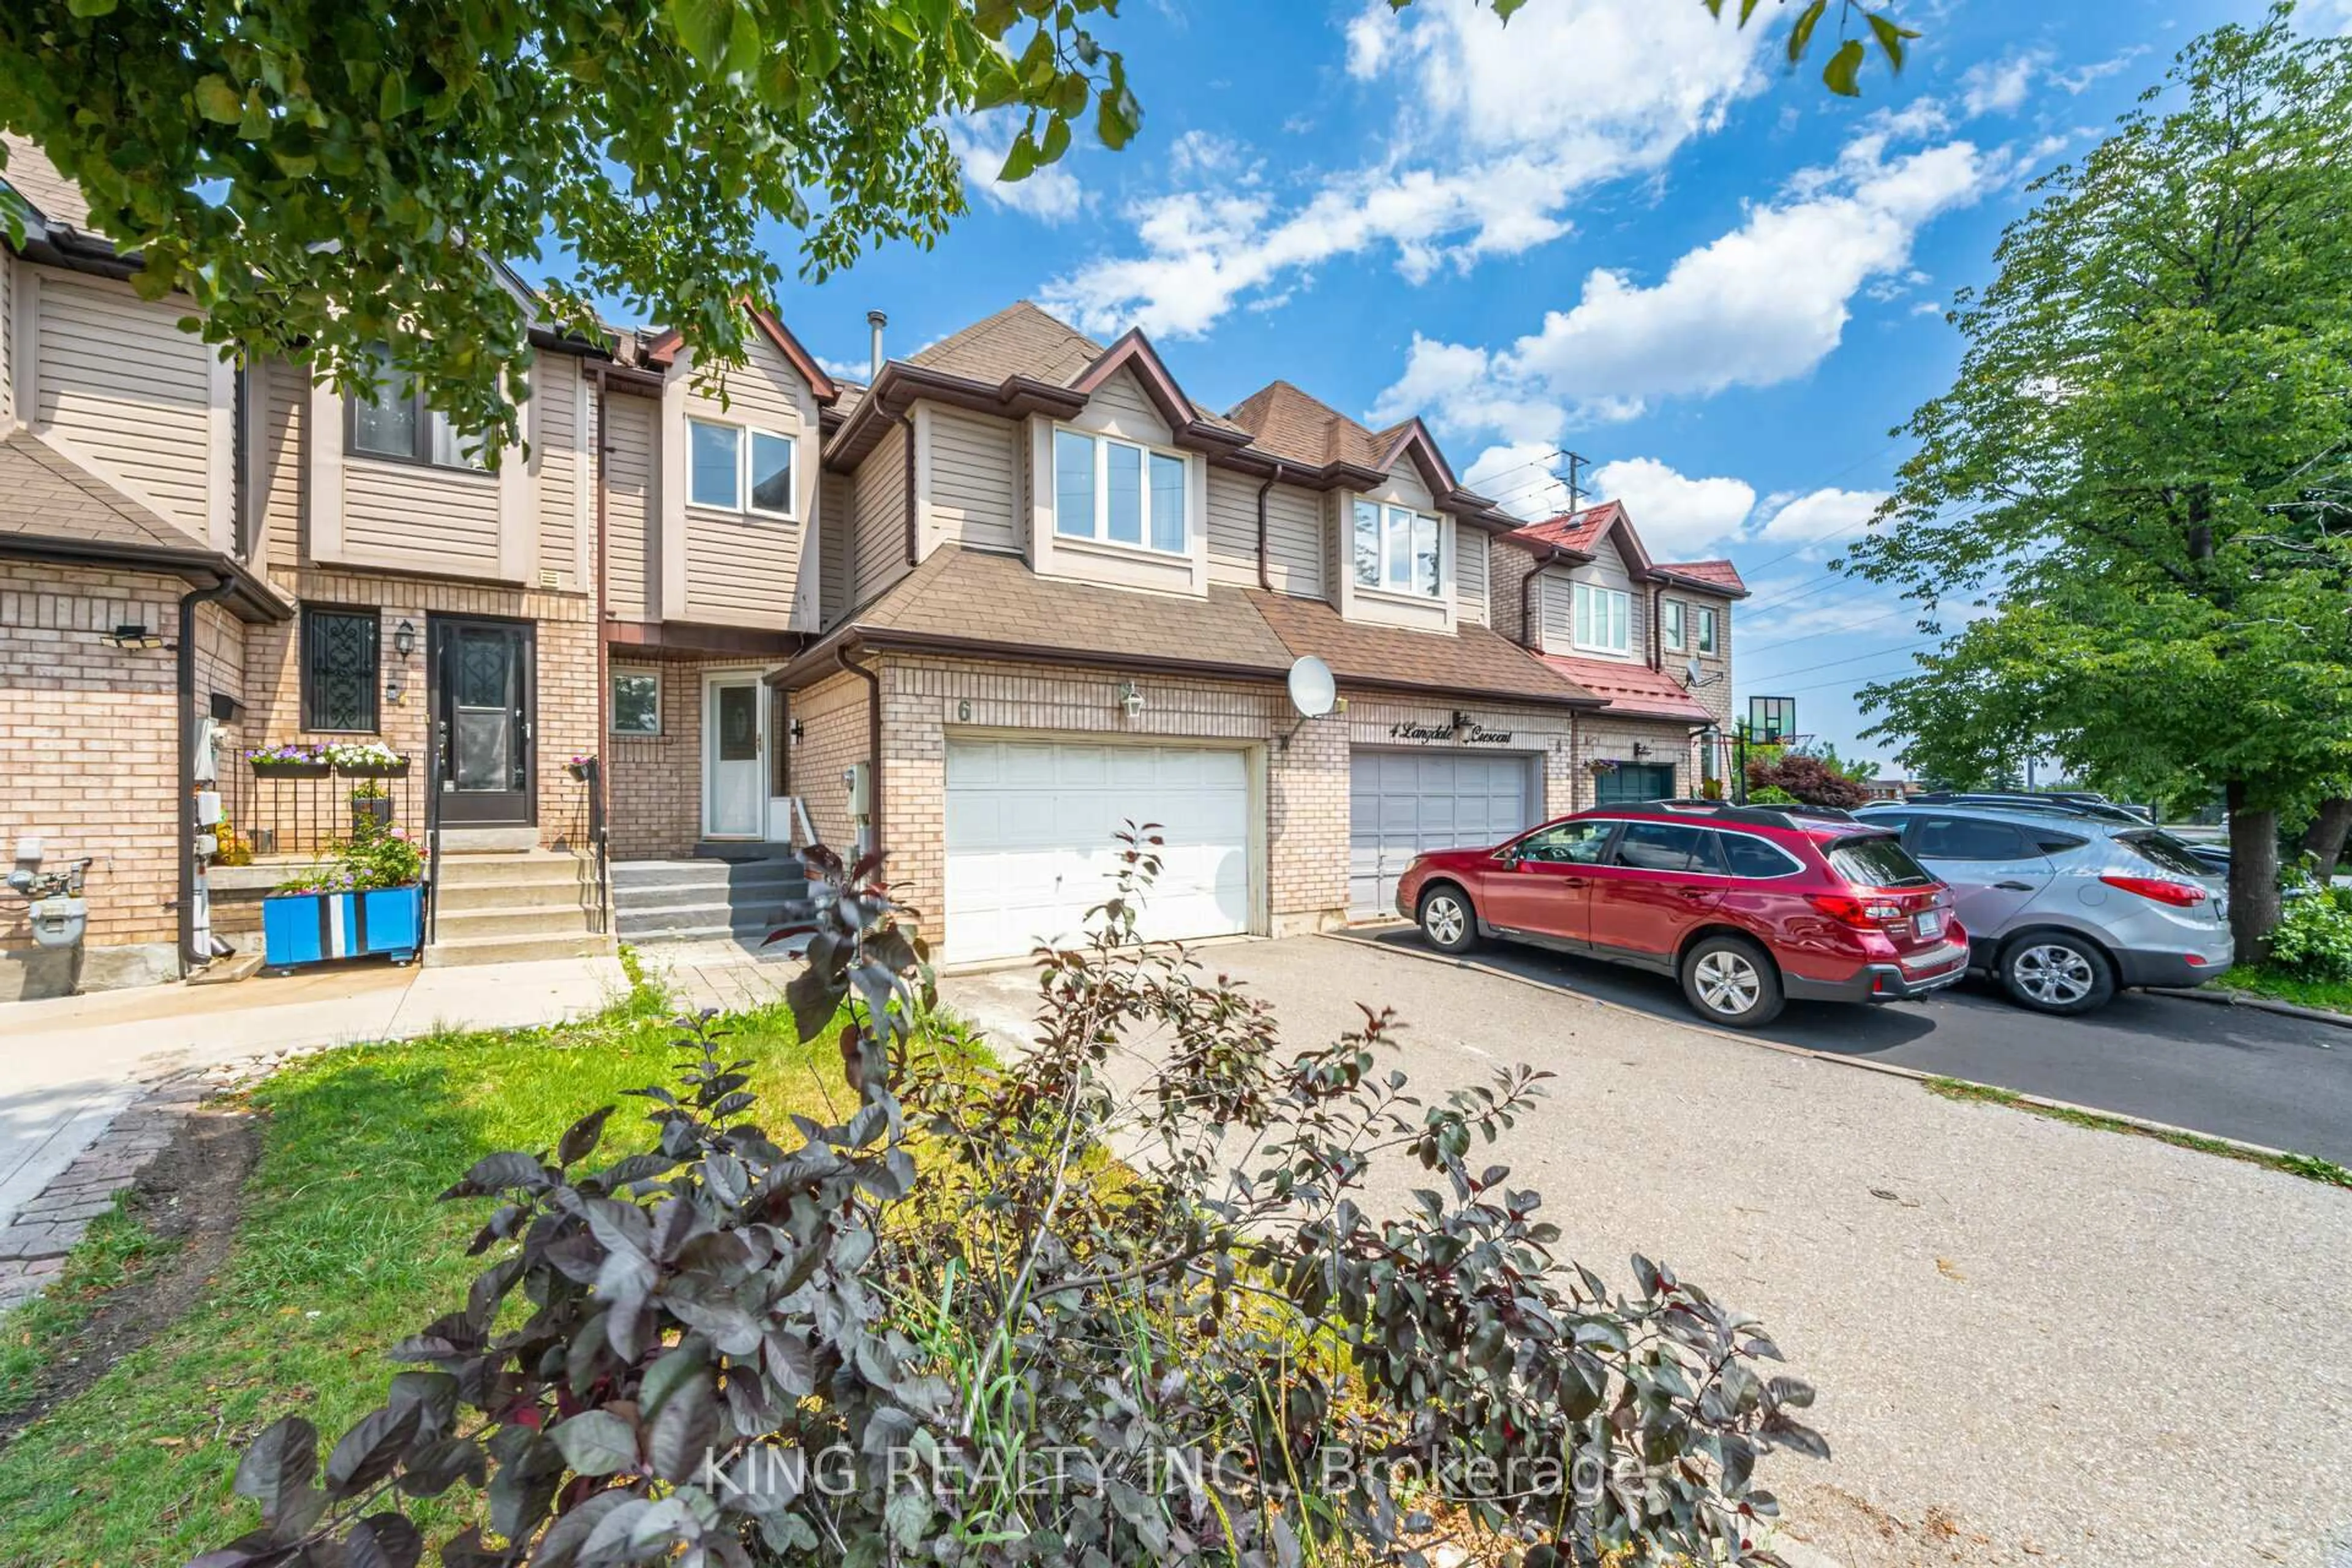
[262,884,423,968]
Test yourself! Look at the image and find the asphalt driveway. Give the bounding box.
[1343,923,2352,1164]
[943,935,2352,1568]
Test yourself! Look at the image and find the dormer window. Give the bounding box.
[688,417,796,519]
[1574,581,1631,654]
[1054,428,1186,553]
[1352,500,1441,598]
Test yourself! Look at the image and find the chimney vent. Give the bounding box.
[867,310,888,379]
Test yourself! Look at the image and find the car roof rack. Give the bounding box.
[1901,791,2145,821]
[1651,799,1866,831]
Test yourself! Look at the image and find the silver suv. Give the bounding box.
[1852,802,2233,1014]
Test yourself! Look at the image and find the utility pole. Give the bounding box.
[1562,451,1589,514]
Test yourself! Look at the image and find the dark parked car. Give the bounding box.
[1396,802,1966,1028]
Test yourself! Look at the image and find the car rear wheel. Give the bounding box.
[1680,935,1784,1028]
[1417,885,1478,954]
[2000,931,2116,1014]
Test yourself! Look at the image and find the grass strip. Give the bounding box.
[1924,1076,2352,1189]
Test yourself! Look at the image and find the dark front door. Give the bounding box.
[432,617,535,826]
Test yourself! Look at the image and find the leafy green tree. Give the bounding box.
[1847,7,2352,959]
[0,0,1912,453]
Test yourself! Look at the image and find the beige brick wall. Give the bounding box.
[1572,713,1707,809]
[0,561,189,952]
[788,669,873,855]
[606,658,703,861]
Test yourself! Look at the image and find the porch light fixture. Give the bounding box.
[1450,710,1473,742]
[1632,741,1653,760]
[99,622,169,653]
[393,619,418,659]
[1117,679,1146,719]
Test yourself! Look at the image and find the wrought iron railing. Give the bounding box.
[219,761,426,863]
[583,757,610,937]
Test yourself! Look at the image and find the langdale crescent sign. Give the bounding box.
[1389,719,1514,745]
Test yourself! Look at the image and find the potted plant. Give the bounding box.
[349,777,393,832]
[566,753,597,783]
[262,820,426,969]
[249,742,330,778]
[326,739,409,778]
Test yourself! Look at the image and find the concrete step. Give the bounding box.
[624,918,808,949]
[437,827,542,854]
[435,876,592,913]
[611,857,805,890]
[436,851,592,891]
[423,930,616,968]
[618,899,810,941]
[435,903,597,940]
[690,840,801,863]
[614,875,808,913]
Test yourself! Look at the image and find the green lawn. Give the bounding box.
[0,974,862,1567]
[2212,965,2352,1016]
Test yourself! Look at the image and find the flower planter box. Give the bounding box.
[262,884,423,969]
[336,760,410,780]
[253,760,332,780]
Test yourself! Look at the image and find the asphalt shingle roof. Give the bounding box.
[0,134,94,230]
[909,301,1107,387]
[0,431,205,552]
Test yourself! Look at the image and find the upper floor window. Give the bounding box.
[302,606,379,733]
[1573,581,1630,654]
[1662,600,1686,651]
[348,344,488,472]
[688,418,797,519]
[1054,429,1186,553]
[1697,606,1719,655]
[1352,500,1441,598]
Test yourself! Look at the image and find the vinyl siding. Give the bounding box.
[34,274,213,538]
[258,357,304,572]
[925,405,1020,553]
[1205,469,1256,586]
[1457,528,1488,626]
[535,353,582,592]
[677,329,812,626]
[1542,536,1646,660]
[1205,470,1326,598]
[820,470,853,625]
[852,423,909,608]
[604,394,657,623]
[343,456,501,572]
[0,257,12,426]
[1079,366,1172,443]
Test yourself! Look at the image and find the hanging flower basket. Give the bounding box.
[249,743,330,779]
[566,754,598,783]
[1587,757,1621,775]
[326,741,410,779]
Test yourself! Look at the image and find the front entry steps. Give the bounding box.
[425,848,615,967]
[611,853,811,951]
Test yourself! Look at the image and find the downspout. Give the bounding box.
[1648,583,1664,672]
[836,644,883,853]
[1520,547,1564,651]
[1254,464,1277,592]
[177,576,238,971]
[591,365,612,853]
[897,411,918,568]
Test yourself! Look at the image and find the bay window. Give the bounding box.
[1054,429,1186,552]
[687,418,797,519]
[1352,500,1442,598]
[1573,581,1631,654]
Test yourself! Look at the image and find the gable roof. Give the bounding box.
[910,300,1106,386]
[0,134,93,231]
[1653,558,1749,598]
[640,307,839,403]
[1504,502,1662,578]
[1224,380,1395,470]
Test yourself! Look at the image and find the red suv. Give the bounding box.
[1395,802,1967,1027]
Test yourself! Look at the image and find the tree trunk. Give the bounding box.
[2225,780,2281,967]
[2302,796,2352,879]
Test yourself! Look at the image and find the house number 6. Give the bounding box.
[956,699,972,722]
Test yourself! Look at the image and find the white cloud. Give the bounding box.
[2049,48,2147,93]
[945,113,1090,225]
[1464,442,1575,520]
[1591,457,1757,556]
[1384,126,2002,434]
[1757,486,1890,548]
[1961,51,2045,117]
[1040,0,1766,337]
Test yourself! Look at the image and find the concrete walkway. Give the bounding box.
[0,954,627,1229]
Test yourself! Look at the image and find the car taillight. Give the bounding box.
[2100,874,2207,908]
[1809,893,1907,926]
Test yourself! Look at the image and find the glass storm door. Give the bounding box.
[705,676,764,838]
[432,618,535,826]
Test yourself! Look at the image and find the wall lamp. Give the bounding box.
[1117,680,1147,720]
[393,619,418,659]
[99,623,170,653]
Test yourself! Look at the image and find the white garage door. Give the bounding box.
[1350,750,1532,916]
[945,739,1252,965]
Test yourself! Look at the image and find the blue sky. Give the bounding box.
[752,0,2328,772]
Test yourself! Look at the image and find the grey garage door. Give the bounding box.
[1349,750,1532,916]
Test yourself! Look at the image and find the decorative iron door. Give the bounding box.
[431,617,537,826]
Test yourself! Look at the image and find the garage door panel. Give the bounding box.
[1349,749,1533,916]
[946,739,1252,964]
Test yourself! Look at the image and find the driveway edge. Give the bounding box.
[1319,930,2312,1169]
[2148,984,2352,1035]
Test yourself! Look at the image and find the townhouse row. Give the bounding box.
[0,135,1744,994]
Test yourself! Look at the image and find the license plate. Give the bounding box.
[1913,910,1944,938]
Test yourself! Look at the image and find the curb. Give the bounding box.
[1317,930,2314,1171]
[2149,985,2352,1036]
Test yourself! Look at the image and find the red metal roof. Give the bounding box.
[1653,558,1748,597]
[1505,502,1624,556]
[1536,654,1714,723]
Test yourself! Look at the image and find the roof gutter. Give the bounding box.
[0,535,288,622]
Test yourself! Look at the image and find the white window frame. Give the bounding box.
[1662,600,1686,652]
[1352,499,1444,600]
[1697,606,1719,655]
[686,416,798,521]
[1051,426,1189,555]
[1573,581,1632,654]
[611,670,662,737]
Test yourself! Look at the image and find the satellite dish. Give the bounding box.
[1683,657,1703,687]
[1286,656,1337,719]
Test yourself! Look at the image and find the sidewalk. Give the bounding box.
[0,954,627,1228]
